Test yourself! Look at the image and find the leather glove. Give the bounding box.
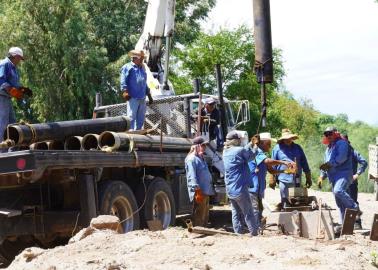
[194,188,204,204]
[251,134,260,146]
[122,91,130,101]
[268,173,276,190]
[319,162,331,171]
[19,87,33,97]
[317,176,323,189]
[305,172,312,188]
[147,93,153,105]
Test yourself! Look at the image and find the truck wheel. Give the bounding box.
[136,177,176,229]
[0,239,30,267]
[98,181,140,233]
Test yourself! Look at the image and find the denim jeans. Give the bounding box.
[127,97,147,130]
[0,95,16,152]
[229,189,258,235]
[347,180,361,224]
[279,181,294,203]
[332,176,358,223]
[250,192,263,229]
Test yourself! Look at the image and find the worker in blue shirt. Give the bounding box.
[0,47,25,149]
[120,50,153,130]
[223,130,259,236]
[185,136,214,227]
[271,129,312,208]
[342,134,367,229]
[318,127,358,225]
[248,132,294,228]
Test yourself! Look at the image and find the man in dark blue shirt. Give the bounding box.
[0,47,25,149]
[120,50,153,130]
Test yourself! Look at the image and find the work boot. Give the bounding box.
[334,225,342,238]
[354,222,362,230]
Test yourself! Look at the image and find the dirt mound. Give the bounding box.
[6,191,378,270]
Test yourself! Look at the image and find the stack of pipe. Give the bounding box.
[5,116,130,146]
[99,132,192,152]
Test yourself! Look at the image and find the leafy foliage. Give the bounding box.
[171,25,378,193]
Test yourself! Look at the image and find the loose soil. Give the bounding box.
[7,189,378,270]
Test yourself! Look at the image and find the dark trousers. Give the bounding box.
[348,181,361,224]
[192,195,210,227]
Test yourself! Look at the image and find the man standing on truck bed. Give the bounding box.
[185,136,214,227]
[341,134,367,229]
[201,98,222,150]
[0,47,27,151]
[120,49,153,130]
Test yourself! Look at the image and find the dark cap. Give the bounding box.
[226,130,241,140]
[192,136,208,145]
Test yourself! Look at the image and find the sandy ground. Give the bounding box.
[7,189,378,270]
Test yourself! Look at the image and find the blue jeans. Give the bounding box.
[250,192,263,229]
[229,189,258,235]
[332,177,358,223]
[0,95,16,152]
[279,181,294,203]
[127,97,147,130]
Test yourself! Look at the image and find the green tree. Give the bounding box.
[171,25,285,136]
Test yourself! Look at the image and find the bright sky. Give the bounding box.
[203,0,378,126]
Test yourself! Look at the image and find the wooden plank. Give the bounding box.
[370,214,378,241]
[341,208,357,235]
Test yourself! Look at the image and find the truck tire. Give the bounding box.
[0,239,30,267]
[136,177,176,229]
[98,181,140,233]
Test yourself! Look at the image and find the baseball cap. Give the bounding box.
[226,130,241,140]
[8,47,24,60]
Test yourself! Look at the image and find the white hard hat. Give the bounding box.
[8,47,24,59]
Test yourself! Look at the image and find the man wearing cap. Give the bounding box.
[248,132,294,227]
[271,129,312,209]
[341,134,367,229]
[200,98,222,149]
[185,136,214,227]
[318,127,358,225]
[0,47,25,148]
[223,130,259,235]
[120,50,153,130]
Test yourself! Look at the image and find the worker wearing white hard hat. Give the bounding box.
[0,47,26,151]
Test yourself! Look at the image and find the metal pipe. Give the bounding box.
[82,134,100,150]
[64,136,83,150]
[47,140,64,150]
[99,132,192,152]
[253,0,273,83]
[6,116,130,146]
[215,64,228,140]
[30,142,49,150]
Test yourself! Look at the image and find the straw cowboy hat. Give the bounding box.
[277,128,298,142]
[128,49,145,58]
